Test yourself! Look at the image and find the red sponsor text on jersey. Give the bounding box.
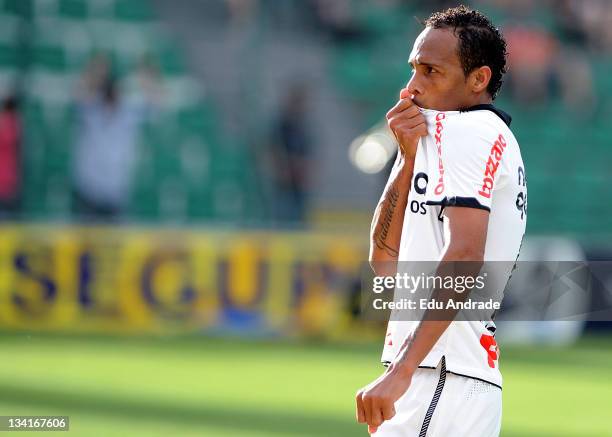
[478,134,507,199]
[434,113,446,195]
[479,334,499,368]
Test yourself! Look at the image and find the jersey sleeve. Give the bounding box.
[425,118,508,212]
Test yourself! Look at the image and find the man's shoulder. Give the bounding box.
[443,106,517,149]
[449,106,511,132]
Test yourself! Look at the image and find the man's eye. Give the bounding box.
[427,67,437,74]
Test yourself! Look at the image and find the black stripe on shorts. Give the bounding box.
[419,356,447,437]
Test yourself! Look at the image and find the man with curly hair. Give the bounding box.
[355,5,527,436]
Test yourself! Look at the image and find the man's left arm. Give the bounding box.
[355,206,489,433]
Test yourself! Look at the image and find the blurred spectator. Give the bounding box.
[225,0,259,27]
[555,46,596,114]
[311,0,367,43]
[552,0,589,46]
[125,54,165,108]
[576,0,612,51]
[269,83,313,224]
[504,23,559,104]
[71,55,159,222]
[0,96,21,218]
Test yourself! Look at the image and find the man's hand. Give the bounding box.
[355,364,413,434]
[386,88,428,160]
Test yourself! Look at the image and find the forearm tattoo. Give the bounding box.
[374,185,400,258]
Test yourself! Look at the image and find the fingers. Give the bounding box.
[357,390,397,436]
[386,98,414,120]
[362,393,387,428]
[381,402,396,421]
[400,87,412,99]
[369,405,383,429]
[395,104,421,120]
[388,112,425,130]
[356,390,366,423]
[366,402,394,434]
[363,392,373,425]
[387,100,423,136]
[413,121,428,138]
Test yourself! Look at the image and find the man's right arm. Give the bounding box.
[369,154,414,276]
[369,90,427,276]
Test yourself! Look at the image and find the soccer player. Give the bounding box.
[355,6,526,436]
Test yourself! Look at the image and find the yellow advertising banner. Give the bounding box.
[0,225,372,337]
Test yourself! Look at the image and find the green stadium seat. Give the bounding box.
[356,2,407,36]
[27,18,92,71]
[592,60,612,98]
[31,0,60,19]
[157,175,189,221]
[128,138,158,220]
[113,0,154,22]
[154,46,186,76]
[175,104,219,141]
[0,0,33,18]
[43,172,72,218]
[0,43,20,68]
[30,19,72,70]
[0,14,22,44]
[21,123,50,217]
[24,72,75,111]
[164,76,203,111]
[211,177,245,221]
[58,0,88,19]
[0,67,18,92]
[187,190,213,220]
[30,44,67,71]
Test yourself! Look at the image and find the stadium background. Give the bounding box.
[0,0,610,435]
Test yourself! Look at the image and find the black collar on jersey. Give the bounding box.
[460,104,512,127]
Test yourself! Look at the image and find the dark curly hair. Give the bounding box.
[424,5,508,99]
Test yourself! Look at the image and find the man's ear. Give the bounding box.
[470,66,492,94]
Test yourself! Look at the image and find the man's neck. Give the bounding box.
[472,94,493,106]
[459,94,493,111]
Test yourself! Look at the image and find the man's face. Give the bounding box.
[406,27,474,111]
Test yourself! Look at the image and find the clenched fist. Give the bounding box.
[386,88,428,161]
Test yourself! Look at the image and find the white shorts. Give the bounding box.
[374,357,502,437]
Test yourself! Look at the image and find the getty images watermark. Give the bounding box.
[359,261,612,322]
[371,271,495,311]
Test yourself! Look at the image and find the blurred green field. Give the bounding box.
[0,333,610,436]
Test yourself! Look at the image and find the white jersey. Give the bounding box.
[381,105,527,388]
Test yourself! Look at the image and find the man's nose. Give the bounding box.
[406,75,421,98]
